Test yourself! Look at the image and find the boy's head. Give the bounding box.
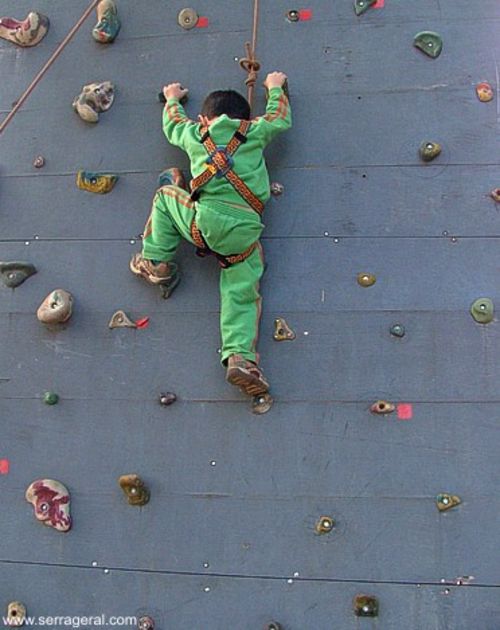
[200,90,250,121]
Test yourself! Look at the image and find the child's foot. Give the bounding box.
[129,253,180,292]
[226,354,270,396]
[157,168,186,190]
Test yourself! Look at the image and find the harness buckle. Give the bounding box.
[206,146,234,178]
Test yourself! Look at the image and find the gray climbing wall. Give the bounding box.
[1,0,499,628]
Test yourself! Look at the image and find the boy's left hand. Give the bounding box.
[163,83,189,101]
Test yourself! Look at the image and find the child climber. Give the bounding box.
[130,72,291,396]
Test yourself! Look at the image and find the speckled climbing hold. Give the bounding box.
[414,31,442,58]
[37,289,73,325]
[178,8,198,29]
[390,324,405,338]
[273,317,296,341]
[7,602,26,627]
[109,310,136,329]
[25,479,72,532]
[436,493,462,511]
[0,12,49,47]
[490,188,500,203]
[470,298,494,324]
[138,617,155,630]
[357,272,376,287]
[119,474,150,506]
[315,515,335,534]
[33,155,45,168]
[0,261,37,288]
[370,400,395,415]
[76,170,119,194]
[353,594,379,617]
[252,392,274,415]
[264,623,282,630]
[92,0,121,43]
[270,182,284,196]
[43,392,59,405]
[354,0,376,16]
[419,141,441,162]
[159,392,177,406]
[286,9,300,22]
[476,82,494,103]
[73,82,115,123]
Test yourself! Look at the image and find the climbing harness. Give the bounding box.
[190,218,257,269]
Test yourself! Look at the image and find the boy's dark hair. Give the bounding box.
[201,90,250,120]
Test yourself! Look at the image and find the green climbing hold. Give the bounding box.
[419,141,441,162]
[414,31,443,58]
[390,324,405,338]
[470,298,494,324]
[0,261,37,288]
[43,392,59,405]
[354,0,376,16]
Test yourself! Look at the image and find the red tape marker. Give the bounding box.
[397,403,413,420]
[196,16,209,28]
[373,0,385,7]
[298,9,313,20]
[135,317,150,329]
[0,459,10,474]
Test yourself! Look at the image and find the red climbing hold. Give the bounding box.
[135,317,150,329]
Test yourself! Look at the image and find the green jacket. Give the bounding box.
[163,87,292,212]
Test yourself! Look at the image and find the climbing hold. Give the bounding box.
[7,602,27,627]
[315,515,335,534]
[252,392,274,415]
[37,289,73,325]
[73,82,115,123]
[419,141,441,162]
[119,474,150,506]
[370,400,395,415]
[490,188,500,203]
[92,0,121,44]
[157,167,186,189]
[76,170,119,194]
[43,392,59,405]
[109,310,137,329]
[390,324,405,338]
[33,155,45,168]
[357,272,376,287]
[413,31,443,58]
[159,392,177,406]
[476,82,494,103]
[0,261,37,288]
[25,479,72,532]
[0,12,49,47]
[270,182,284,196]
[138,617,155,630]
[178,8,199,29]
[436,493,462,511]
[354,0,377,16]
[353,594,379,617]
[264,623,282,630]
[286,10,300,22]
[273,317,296,341]
[470,298,494,324]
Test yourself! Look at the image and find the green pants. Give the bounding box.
[142,185,265,364]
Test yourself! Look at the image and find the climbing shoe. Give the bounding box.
[226,354,270,396]
[157,167,186,190]
[129,253,180,293]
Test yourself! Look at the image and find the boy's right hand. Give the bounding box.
[163,83,189,101]
[263,72,288,90]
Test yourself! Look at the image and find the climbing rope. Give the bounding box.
[0,0,101,136]
[239,0,261,111]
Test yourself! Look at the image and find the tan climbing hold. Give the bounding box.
[436,493,462,511]
[109,310,137,329]
[315,515,335,534]
[357,272,376,287]
[370,400,395,415]
[7,602,26,627]
[178,8,198,29]
[252,392,274,415]
[36,289,73,325]
[25,479,72,532]
[273,317,296,341]
[119,474,150,506]
[476,82,493,102]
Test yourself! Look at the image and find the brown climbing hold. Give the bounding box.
[286,9,300,22]
[252,392,274,415]
[490,188,500,203]
[0,12,49,47]
[353,594,379,617]
[138,617,155,630]
[270,182,284,196]
[37,289,73,325]
[264,623,282,630]
[370,400,395,415]
[419,141,441,162]
[273,317,296,341]
[33,155,45,168]
[357,272,376,287]
[109,310,137,329]
[0,261,37,288]
[25,479,72,532]
[315,515,335,534]
[7,602,27,627]
[159,392,177,406]
[178,8,199,29]
[436,493,462,511]
[73,82,115,123]
[476,82,493,102]
[119,474,150,506]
